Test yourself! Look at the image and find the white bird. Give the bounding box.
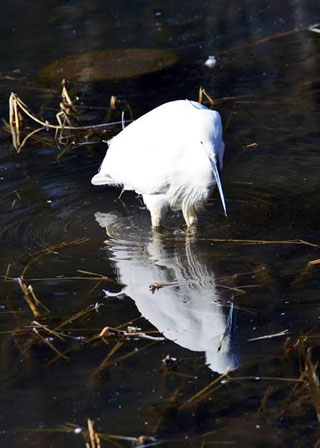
[91,99,227,228]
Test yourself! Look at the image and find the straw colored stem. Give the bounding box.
[179,369,229,410]
[17,277,40,317]
[10,92,126,131]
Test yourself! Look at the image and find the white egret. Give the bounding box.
[91,99,227,227]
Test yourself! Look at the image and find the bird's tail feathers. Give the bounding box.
[91,172,118,186]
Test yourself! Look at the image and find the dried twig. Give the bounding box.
[8,92,130,152]
[32,326,69,360]
[198,87,215,106]
[20,238,89,279]
[86,419,101,448]
[16,277,40,317]
[179,368,230,409]
[171,237,320,248]
[248,330,290,342]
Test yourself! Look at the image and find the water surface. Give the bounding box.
[1,1,320,447]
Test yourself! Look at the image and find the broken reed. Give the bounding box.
[8,80,132,153]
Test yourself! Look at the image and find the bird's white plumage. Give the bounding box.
[91,99,226,227]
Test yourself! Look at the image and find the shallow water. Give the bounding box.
[1,0,320,446]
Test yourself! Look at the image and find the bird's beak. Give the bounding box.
[209,156,228,217]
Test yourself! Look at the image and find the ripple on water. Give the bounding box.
[0,146,101,253]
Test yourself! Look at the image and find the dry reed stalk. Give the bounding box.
[256,385,275,416]
[92,340,157,379]
[252,26,308,46]
[77,269,121,284]
[86,419,101,448]
[98,325,164,342]
[17,277,40,317]
[61,79,76,112]
[149,281,180,293]
[21,238,89,279]
[8,92,128,152]
[179,368,230,410]
[32,320,66,341]
[19,126,45,152]
[91,339,125,379]
[22,275,118,282]
[52,304,97,332]
[88,280,103,296]
[4,263,11,281]
[32,326,69,360]
[27,285,50,313]
[84,317,142,345]
[224,102,235,133]
[171,237,320,248]
[198,87,215,106]
[9,91,20,150]
[227,374,303,383]
[305,350,320,422]
[151,388,180,434]
[248,329,289,342]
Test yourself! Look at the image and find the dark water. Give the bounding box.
[1,0,320,446]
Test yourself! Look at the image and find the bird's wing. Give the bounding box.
[97,101,196,195]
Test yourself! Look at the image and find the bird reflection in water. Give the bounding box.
[95,211,240,374]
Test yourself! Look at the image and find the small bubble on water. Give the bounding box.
[44,337,54,342]
[73,336,85,341]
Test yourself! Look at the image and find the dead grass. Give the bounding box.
[7,80,132,153]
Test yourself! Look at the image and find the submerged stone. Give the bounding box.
[39,48,178,84]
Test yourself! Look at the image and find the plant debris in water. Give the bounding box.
[6,79,132,153]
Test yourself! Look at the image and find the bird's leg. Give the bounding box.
[116,187,125,201]
[150,211,162,228]
[143,194,169,228]
[183,208,198,228]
